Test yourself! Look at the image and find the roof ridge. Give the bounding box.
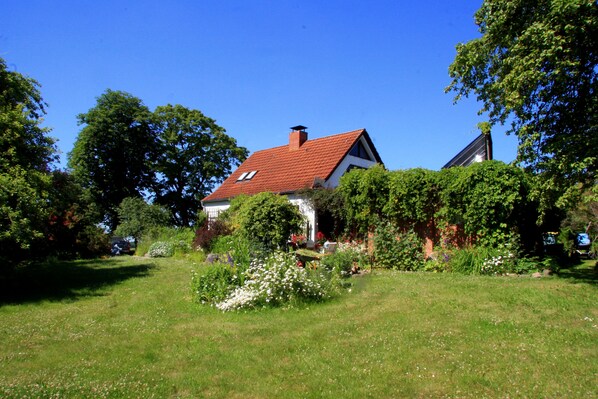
[250,128,365,155]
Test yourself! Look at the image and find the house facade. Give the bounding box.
[202,126,383,242]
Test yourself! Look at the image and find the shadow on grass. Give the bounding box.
[557,260,598,286]
[0,258,155,306]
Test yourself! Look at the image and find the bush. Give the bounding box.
[214,251,335,311]
[320,250,355,276]
[209,234,265,271]
[192,220,231,251]
[321,241,370,275]
[147,241,175,258]
[136,227,194,256]
[192,263,240,304]
[373,223,423,270]
[232,192,304,249]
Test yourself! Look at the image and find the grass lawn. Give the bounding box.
[0,257,596,398]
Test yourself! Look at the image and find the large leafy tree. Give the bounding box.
[447,0,597,210]
[114,197,170,244]
[0,57,56,263]
[68,90,157,230]
[151,104,247,226]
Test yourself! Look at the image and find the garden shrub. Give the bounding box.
[231,192,304,249]
[321,240,371,275]
[192,262,240,304]
[210,234,264,271]
[214,251,336,311]
[193,219,231,251]
[136,226,194,256]
[423,247,453,273]
[320,250,355,275]
[147,241,175,258]
[373,223,423,270]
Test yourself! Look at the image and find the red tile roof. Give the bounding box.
[203,129,372,203]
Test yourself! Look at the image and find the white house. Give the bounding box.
[202,126,383,241]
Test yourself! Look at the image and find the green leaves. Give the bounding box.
[69,96,248,229]
[447,0,598,213]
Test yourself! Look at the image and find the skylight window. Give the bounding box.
[236,171,258,182]
[246,170,257,180]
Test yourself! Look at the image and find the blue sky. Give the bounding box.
[1,1,518,171]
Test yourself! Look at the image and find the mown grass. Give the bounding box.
[0,257,596,398]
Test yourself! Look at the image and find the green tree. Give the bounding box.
[151,104,247,226]
[68,90,156,230]
[114,197,170,244]
[0,57,56,264]
[234,192,304,249]
[447,0,597,210]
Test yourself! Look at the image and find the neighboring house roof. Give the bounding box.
[442,133,493,169]
[203,128,382,203]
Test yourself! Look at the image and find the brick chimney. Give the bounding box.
[289,125,308,150]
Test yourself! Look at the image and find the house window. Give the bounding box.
[236,170,258,182]
[349,141,372,161]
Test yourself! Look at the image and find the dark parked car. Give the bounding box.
[111,238,131,255]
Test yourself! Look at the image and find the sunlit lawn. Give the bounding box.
[0,257,596,398]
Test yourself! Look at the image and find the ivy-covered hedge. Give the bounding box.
[338,161,538,251]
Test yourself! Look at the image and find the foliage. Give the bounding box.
[373,222,424,271]
[76,225,111,258]
[560,187,598,242]
[192,219,232,251]
[136,226,195,256]
[298,188,347,238]
[338,164,388,234]
[114,197,170,244]
[44,171,106,259]
[151,104,247,226]
[213,251,336,311]
[233,192,304,249]
[147,241,175,258]
[68,89,156,230]
[449,242,518,275]
[438,161,532,246]
[0,57,56,172]
[0,57,57,265]
[209,234,264,271]
[447,0,598,212]
[384,168,439,226]
[191,262,240,304]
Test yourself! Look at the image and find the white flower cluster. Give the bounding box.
[337,240,367,255]
[147,241,175,258]
[215,251,330,311]
[481,251,515,275]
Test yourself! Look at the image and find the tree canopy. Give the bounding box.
[152,104,247,226]
[68,90,156,230]
[447,0,597,208]
[0,57,56,262]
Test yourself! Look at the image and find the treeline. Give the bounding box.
[0,57,247,267]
